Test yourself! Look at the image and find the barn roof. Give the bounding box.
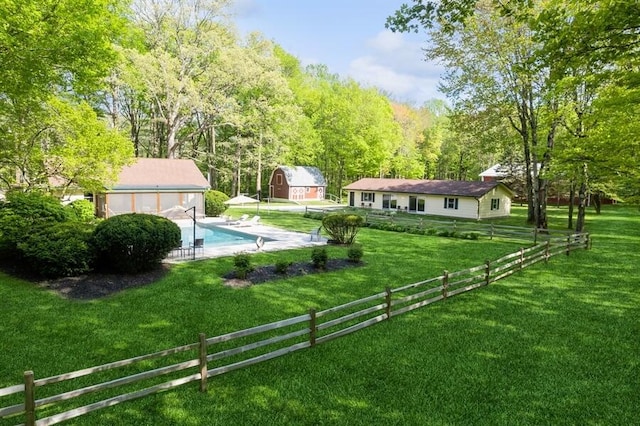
[279,166,326,186]
[108,158,210,191]
[344,178,513,198]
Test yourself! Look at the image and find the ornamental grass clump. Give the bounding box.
[321,213,364,244]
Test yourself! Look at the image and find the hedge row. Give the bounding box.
[0,192,180,278]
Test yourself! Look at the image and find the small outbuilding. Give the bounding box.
[344,178,513,220]
[268,166,326,201]
[95,158,210,219]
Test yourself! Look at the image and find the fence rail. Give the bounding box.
[304,207,574,243]
[1,233,590,425]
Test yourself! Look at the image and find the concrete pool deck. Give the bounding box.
[165,217,326,262]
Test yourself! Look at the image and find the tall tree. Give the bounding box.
[389,1,562,228]
[129,0,232,158]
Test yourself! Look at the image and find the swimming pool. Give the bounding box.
[179,223,269,247]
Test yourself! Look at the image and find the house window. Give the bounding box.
[276,174,283,185]
[306,187,311,193]
[361,192,375,202]
[382,194,397,209]
[444,197,459,209]
[491,198,500,210]
[417,198,425,212]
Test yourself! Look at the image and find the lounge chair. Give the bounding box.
[310,227,322,241]
[228,214,250,226]
[256,236,265,250]
[237,215,260,227]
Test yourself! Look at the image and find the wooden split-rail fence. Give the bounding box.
[0,233,590,425]
[305,207,574,243]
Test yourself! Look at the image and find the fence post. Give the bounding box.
[519,247,524,270]
[490,223,494,240]
[545,240,550,263]
[484,260,491,285]
[385,287,392,320]
[24,371,35,426]
[199,333,208,392]
[566,235,571,256]
[585,233,590,250]
[442,270,449,299]
[452,220,456,232]
[534,227,538,244]
[309,308,317,347]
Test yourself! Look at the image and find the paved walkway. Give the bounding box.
[165,217,326,262]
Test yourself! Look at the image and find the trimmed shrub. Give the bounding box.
[18,222,95,278]
[322,213,364,244]
[0,191,71,256]
[233,253,254,279]
[91,213,180,274]
[205,190,229,217]
[347,244,364,263]
[311,247,328,269]
[274,259,291,274]
[66,199,96,222]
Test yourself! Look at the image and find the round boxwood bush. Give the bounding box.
[204,190,229,217]
[91,213,180,274]
[347,244,364,263]
[0,191,71,256]
[18,222,96,278]
[311,247,328,269]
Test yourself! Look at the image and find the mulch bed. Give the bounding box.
[36,265,172,300]
[2,259,364,300]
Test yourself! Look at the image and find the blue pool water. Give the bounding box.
[180,223,267,247]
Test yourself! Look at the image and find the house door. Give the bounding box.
[349,191,355,207]
[409,196,417,212]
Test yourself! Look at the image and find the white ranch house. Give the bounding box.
[343,178,513,220]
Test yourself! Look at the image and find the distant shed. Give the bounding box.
[268,166,326,201]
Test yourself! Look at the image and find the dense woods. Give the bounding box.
[1,0,638,231]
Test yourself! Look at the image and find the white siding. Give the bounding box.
[477,187,512,219]
[350,187,512,220]
[425,195,479,219]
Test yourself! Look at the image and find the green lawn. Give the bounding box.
[1,205,638,425]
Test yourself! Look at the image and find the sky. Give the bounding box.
[231,0,445,106]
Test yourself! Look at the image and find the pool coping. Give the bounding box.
[165,217,326,262]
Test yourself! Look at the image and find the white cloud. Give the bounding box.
[348,57,441,105]
[348,30,445,105]
[367,30,405,52]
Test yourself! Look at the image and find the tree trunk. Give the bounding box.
[567,181,575,229]
[256,132,262,200]
[576,163,588,233]
[208,124,217,189]
[593,191,602,214]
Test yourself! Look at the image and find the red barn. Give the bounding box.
[268,166,326,201]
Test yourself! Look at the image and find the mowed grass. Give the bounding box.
[1,205,638,425]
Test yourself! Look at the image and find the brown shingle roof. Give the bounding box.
[109,158,210,191]
[343,178,512,197]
